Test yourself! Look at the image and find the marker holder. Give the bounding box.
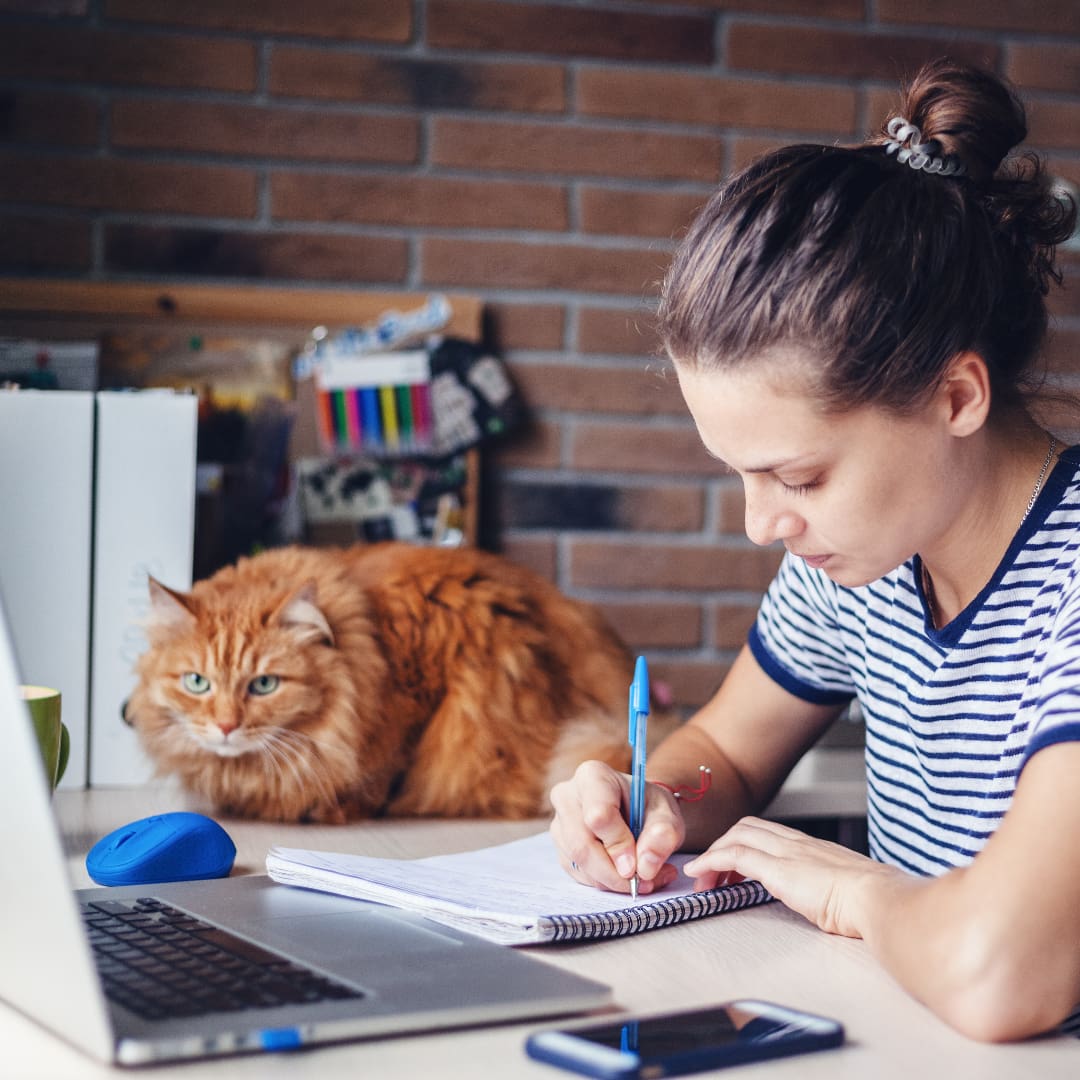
[313,348,433,458]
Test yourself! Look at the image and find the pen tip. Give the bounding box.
[630,876,639,902]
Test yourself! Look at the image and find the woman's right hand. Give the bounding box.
[549,759,686,894]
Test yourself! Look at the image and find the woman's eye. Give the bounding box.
[248,675,280,696]
[780,478,821,496]
[182,672,211,694]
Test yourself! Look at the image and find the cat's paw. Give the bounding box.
[301,802,348,825]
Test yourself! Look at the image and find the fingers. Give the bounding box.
[683,816,797,887]
[550,762,636,892]
[549,761,684,894]
[635,784,685,883]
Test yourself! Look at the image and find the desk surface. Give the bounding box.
[3,785,1076,1078]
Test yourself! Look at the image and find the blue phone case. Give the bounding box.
[525,1000,844,1079]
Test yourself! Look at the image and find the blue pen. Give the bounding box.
[628,655,650,901]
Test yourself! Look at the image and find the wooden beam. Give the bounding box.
[0,280,483,340]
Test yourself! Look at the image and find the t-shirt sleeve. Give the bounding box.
[748,553,856,706]
[1022,564,1080,769]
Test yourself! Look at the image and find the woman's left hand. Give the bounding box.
[683,816,907,939]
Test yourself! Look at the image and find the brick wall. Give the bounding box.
[2,1,1079,709]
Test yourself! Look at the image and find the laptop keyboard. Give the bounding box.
[81,897,364,1021]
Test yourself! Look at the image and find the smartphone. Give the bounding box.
[525,1000,844,1079]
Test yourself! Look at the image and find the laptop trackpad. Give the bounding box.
[157,876,464,962]
[257,910,464,963]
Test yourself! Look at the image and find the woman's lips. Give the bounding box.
[795,553,831,569]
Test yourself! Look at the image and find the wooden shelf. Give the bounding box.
[0,279,483,338]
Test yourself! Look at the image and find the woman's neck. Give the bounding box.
[921,423,1058,627]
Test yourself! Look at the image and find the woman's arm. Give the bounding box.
[686,741,1080,1042]
[549,644,842,893]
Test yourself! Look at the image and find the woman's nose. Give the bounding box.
[743,488,803,547]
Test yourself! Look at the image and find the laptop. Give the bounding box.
[0,596,611,1066]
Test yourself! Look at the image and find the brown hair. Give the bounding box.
[658,58,1076,415]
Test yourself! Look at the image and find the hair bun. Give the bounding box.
[895,58,1026,184]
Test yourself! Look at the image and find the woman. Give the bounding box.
[549,59,1080,1043]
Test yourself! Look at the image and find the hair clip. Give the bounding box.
[652,765,712,802]
[884,116,965,177]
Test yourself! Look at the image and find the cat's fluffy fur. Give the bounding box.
[126,543,644,823]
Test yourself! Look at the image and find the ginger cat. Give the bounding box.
[125,543,652,823]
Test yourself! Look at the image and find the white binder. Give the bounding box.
[0,389,197,787]
[89,392,197,785]
[0,391,95,787]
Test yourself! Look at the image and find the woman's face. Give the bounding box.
[676,356,954,588]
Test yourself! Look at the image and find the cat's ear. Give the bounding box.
[275,581,335,647]
[145,577,197,639]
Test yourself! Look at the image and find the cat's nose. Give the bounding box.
[121,699,133,727]
[216,717,240,736]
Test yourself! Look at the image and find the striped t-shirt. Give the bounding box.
[749,445,1080,876]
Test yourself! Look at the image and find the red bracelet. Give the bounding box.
[652,765,712,801]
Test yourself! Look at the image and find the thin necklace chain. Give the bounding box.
[1023,435,1058,522]
[923,435,1058,629]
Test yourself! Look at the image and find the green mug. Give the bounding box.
[21,685,70,791]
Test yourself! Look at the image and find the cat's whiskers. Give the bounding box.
[253,727,341,811]
[259,724,346,756]
[181,717,257,757]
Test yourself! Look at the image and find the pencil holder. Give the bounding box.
[314,348,433,458]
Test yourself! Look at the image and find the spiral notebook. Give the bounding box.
[266,831,771,946]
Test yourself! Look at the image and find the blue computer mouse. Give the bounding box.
[86,811,236,887]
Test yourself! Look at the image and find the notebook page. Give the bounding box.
[269,831,703,920]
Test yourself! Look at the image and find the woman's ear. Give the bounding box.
[939,351,992,437]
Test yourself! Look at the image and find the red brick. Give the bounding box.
[579,186,707,240]
[0,215,91,271]
[0,23,256,91]
[1041,328,1080,377]
[426,0,713,65]
[578,307,664,357]
[865,87,904,134]
[714,603,760,649]
[649,0,858,13]
[105,0,412,41]
[571,421,724,476]
[271,173,566,231]
[1049,278,1080,320]
[727,23,998,81]
[1008,44,1080,95]
[498,537,557,583]
[486,303,566,351]
[617,486,705,532]
[718,483,747,536]
[1027,100,1080,152]
[421,237,668,297]
[569,538,782,591]
[578,69,857,135]
[511,362,685,417]
[0,0,86,10]
[491,419,562,469]
[111,101,418,165]
[878,0,1080,35]
[1,90,98,147]
[0,152,256,217]
[432,118,721,183]
[649,659,730,711]
[729,135,794,174]
[596,601,703,650]
[270,47,564,113]
[104,224,408,283]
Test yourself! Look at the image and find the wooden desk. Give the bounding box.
[3,786,1076,1078]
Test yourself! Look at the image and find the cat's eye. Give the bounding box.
[182,672,211,694]
[248,675,280,696]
